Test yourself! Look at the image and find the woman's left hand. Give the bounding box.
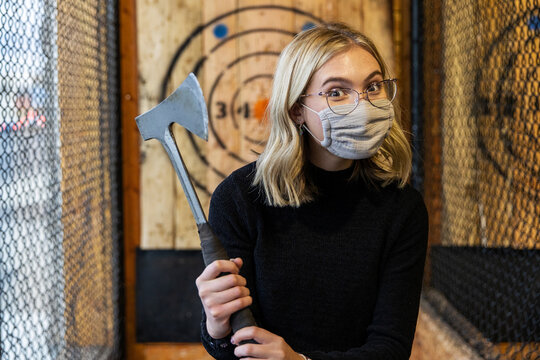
[231,326,304,360]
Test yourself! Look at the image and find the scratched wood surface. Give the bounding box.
[138,0,395,251]
[410,299,483,360]
[138,0,204,249]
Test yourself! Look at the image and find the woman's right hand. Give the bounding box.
[196,257,253,339]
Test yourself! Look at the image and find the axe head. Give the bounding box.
[136,73,208,141]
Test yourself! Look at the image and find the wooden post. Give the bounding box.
[391,0,408,133]
[417,0,442,283]
[119,0,140,358]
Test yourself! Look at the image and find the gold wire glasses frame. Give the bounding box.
[300,78,398,115]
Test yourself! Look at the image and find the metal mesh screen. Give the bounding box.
[0,0,121,359]
[423,0,539,359]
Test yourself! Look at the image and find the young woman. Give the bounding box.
[196,23,428,360]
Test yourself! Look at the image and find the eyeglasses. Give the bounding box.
[300,78,397,115]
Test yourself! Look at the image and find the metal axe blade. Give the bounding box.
[135,73,208,225]
[136,73,208,142]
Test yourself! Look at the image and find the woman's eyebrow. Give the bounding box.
[364,70,383,82]
[321,77,353,87]
[320,71,383,88]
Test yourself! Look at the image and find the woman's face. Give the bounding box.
[298,46,384,169]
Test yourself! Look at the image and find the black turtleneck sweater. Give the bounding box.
[201,162,428,360]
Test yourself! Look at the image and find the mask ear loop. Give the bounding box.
[301,124,324,143]
[299,103,326,143]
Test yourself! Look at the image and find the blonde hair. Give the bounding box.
[254,23,412,207]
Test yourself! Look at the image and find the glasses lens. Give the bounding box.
[367,80,397,108]
[326,89,358,115]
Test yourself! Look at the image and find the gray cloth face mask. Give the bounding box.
[301,98,394,160]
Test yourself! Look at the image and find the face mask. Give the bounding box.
[301,99,394,160]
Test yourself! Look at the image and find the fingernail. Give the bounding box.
[230,337,235,344]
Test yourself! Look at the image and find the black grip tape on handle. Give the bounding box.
[197,222,258,338]
[198,222,229,266]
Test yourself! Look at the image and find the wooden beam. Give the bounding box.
[119,0,141,358]
[139,343,213,360]
[391,0,411,134]
[418,0,442,283]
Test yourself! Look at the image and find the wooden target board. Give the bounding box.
[200,3,323,193]
[475,1,540,249]
[138,0,394,249]
[440,0,539,249]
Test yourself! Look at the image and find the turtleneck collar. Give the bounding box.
[305,161,357,193]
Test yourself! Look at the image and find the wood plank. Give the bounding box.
[140,343,213,360]
[410,299,483,360]
[168,0,206,250]
[119,0,141,358]
[138,0,177,249]
[294,0,362,32]
[336,0,363,28]
[391,0,411,135]
[421,0,442,285]
[203,0,241,194]
[237,0,294,164]
[293,0,334,24]
[362,0,395,74]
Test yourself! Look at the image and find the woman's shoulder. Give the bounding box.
[394,183,425,205]
[214,162,256,192]
[370,182,428,248]
[211,162,260,204]
[208,162,261,242]
[374,181,427,218]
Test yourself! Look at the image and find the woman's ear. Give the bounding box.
[289,103,304,125]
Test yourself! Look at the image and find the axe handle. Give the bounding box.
[161,130,258,333]
[198,222,258,334]
[162,129,207,225]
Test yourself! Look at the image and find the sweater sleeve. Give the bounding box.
[200,169,260,359]
[305,193,429,360]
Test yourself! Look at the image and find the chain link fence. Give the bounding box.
[423,0,539,359]
[0,0,121,359]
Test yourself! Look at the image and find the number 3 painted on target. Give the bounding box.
[215,101,226,118]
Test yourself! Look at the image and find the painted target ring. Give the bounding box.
[161,5,324,195]
[206,51,281,164]
[475,5,540,197]
[230,74,273,145]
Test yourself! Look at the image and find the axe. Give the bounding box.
[135,73,257,337]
